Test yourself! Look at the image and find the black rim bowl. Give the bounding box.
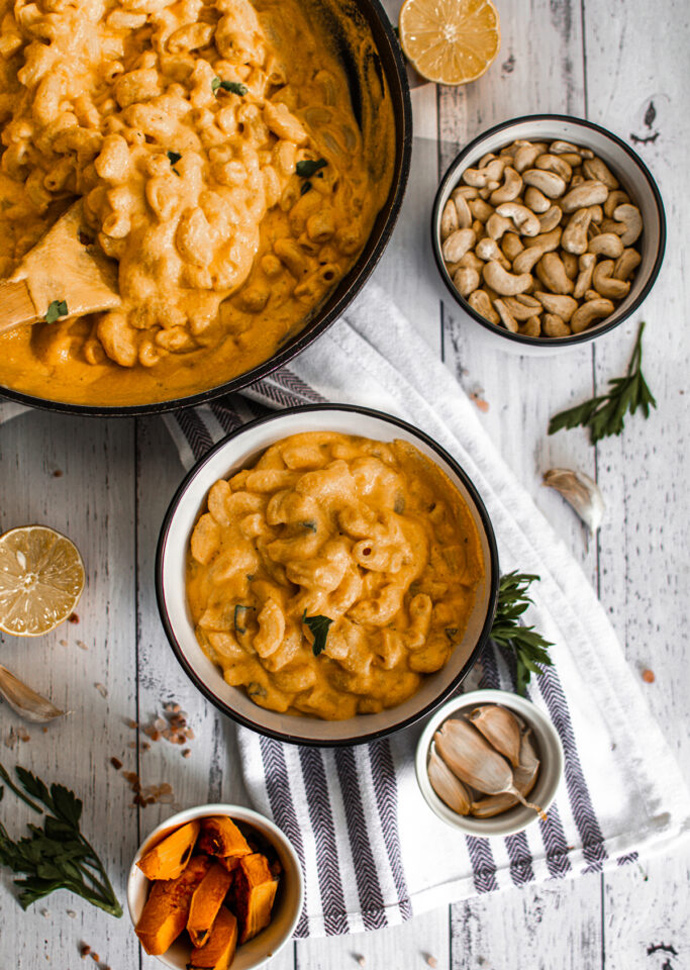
[431,113,667,349]
[1,0,412,417]
[156,404,500,746]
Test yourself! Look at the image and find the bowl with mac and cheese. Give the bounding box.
[156,406,500,745]
[0,0,410,413]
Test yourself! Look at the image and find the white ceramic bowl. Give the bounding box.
[432,114,666,355]
[127,803,304,969]
[156,404,500,746]
[415,689,564,837]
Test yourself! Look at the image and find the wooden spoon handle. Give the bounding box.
[0,278,41,333]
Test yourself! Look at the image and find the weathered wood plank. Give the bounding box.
[0,411,139,969]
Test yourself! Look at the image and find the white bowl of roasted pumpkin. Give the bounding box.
[126,804,304,969]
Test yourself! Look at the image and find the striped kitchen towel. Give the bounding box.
[163,282,690,938]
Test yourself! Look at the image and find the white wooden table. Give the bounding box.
[1,0,688,965]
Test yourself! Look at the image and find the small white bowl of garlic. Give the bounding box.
[415,689,564,837]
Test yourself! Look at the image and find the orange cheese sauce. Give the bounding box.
[0,0,395,406]
[186,432,485,720]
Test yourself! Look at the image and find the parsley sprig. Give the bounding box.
[490,572,554,695]
[302,611,333,657]
[548,322,656,444]
[211,77,248,96]
[0,763,122,917]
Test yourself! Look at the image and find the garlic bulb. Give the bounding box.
[542,467,605,533]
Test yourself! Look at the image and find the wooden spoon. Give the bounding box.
[0,200,121,335]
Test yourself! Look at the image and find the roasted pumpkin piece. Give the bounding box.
[189,906,238,969]
[232,852,278,944]
[137,819,201,881]
[187,861,235,948]
[135,855,211,955]
[197,816,251,859]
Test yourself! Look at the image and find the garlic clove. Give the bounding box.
[468,705,522,767]
[435,718,545,818]
[427,744,472,815]
[0,664,69,723]
[542,467,605,533]
[470,793,519,817]
[514,729,540,796]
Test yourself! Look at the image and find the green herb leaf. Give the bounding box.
[548,322,656,444]
[212,77,248,96]
[166,150,182,176]
[234,603,253,635]
[296,158,327,178]
[490,572,554,695]
[300,180,312,195]
[302,611,333,657]
[45,300,68,325]
[0,762,122,918]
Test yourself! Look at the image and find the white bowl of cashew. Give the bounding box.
[432,114,666,355]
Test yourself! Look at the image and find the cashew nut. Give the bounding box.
[512,227,562,274]
[561,179,609,212]
[486,212,514,240]
[570,298,615,333]
[588,204,603,224]
[475,236,510,268]
[482,261,533,296]
[535,153,573,181]
[536,252,574,294]
[604,190,630,218]
[558,152,585,168]
[453,194,473,228]
[523,168,567,199]
[562,251,578,279]
[543,312,571,336]
[458,250,484,273]
[441,199,458,239]
[501,231,524,262]
[613,247,642,281]
[538,205,563,234]
[524,186,551,213]
[513,142,544,173]
[592,259,631,300]
[582,156,619,190]
[452,265,481,297]
[452,185,479,202]
[462,157,507,187]
[612,203,643,245]
[493,299,519,332]
[489,166,523,205]
[533,292,579,321]
[599,217,627,236]
[587,232,625,258]
[573,252,596,298]
[469,198,495,223]
[468,288,500,324]
[442,228,476,263]
[519,316,541,337]
[495,201,541,236]
[503,295,542,320]
[549,140,581,155]
[561,207,593,255]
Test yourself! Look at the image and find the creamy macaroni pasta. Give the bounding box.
[186,432,485,720]
[0,0,394,404]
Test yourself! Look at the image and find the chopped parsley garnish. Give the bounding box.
[302,611,333,657]
[166,151,182,175]
[296,158,327,178]
[300,180,312,195]
[45,300,68,324]
[212,77,248,96]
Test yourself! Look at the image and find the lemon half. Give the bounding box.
[399,0,501,86]
[0,526,85,636]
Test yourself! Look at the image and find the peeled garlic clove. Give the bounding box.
[0,664,69,723]
[435,718,545,818]
[470,793,519,817]
[427,744,472,815]
[542,467,605,533]
[468,705,522,767]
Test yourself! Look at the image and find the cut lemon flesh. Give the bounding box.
[0,526,85,636]
[399,0,501,86]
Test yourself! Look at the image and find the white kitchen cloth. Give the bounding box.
[4,284,688,936]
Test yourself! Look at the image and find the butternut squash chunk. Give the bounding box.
[137,819,201,881]
[232,852,278,944]
[135,855,211,955]
[189,906,238,969]
[187,861,235,948]
[197,816,251,859]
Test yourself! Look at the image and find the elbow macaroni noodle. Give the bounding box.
[186,432,486,720]
[0,0,394,404]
